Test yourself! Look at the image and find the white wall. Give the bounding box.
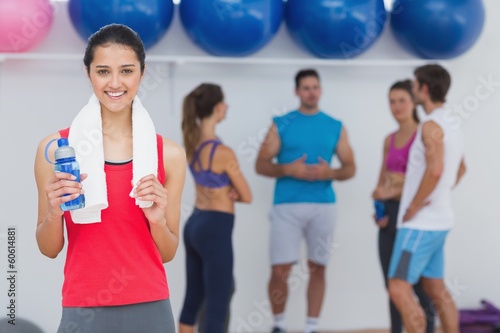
[1,1,499,332]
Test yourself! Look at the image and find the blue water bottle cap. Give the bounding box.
[58,138,69,147]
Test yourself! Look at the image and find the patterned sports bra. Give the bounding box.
[189,139,231,188]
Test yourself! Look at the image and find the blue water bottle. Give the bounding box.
[52,138,85,211]
[374,200,386,221]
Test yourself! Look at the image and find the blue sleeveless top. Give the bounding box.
[189,139,231,188]
[273,111,342,204]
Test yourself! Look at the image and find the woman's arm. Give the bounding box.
[375,135,390,189]
[35,133,84,258]
[135,138,186,263]
[220,146,252,203]
[372,135,403,200]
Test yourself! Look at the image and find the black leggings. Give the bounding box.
[180,209,235,333]
[197,279,235,333]
[379,200,435,333]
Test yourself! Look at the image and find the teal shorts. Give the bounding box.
[388,228,449,284]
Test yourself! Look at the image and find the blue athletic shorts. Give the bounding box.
[388,228,449,284]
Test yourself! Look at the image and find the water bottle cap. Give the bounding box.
[54,138,76,161]
[58,138,69,147]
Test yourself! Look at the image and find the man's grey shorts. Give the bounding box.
[269,203,337,266]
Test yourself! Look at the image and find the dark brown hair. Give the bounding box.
[295,69,320,89]
[182,83,224,158]
[83,24,146,74]
[414,64,451,103]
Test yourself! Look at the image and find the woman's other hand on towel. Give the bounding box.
[46,172,87,217]
[133,174,168,226]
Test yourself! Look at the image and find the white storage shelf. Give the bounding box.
[0,1,445,67]
[0,52,434,67]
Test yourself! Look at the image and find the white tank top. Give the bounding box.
[397,107,464,230]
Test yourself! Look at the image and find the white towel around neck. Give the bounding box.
[67,94,158,224]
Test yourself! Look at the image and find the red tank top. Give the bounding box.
[59,128,169,307]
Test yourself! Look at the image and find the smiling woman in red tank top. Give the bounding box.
[34,24,186,333]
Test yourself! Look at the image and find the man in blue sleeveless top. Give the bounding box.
[256,69,356,333]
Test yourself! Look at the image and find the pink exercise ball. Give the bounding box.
[0,0,54,52]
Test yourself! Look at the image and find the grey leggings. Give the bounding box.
[57,299,175,333]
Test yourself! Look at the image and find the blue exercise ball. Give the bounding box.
[68,0,174,49]
[180,0,284,57]
[285,0,387,59]
[390,0,485,59]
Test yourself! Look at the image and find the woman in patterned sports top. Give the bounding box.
[179,83,252,333]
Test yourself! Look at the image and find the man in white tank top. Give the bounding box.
[387,65,467,333]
